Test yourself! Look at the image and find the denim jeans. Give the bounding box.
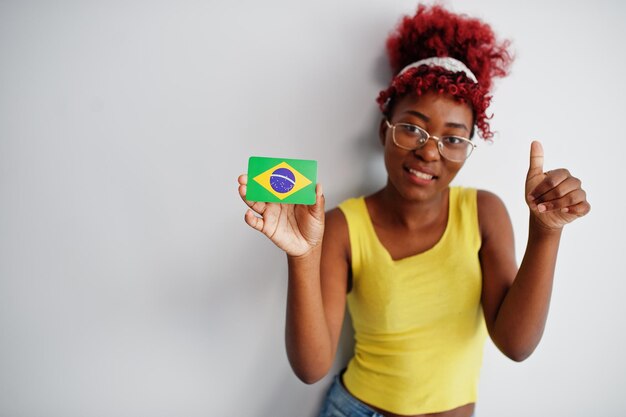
[317,374,476,417]
[317,374,384,417]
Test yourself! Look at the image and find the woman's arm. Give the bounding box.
[238,175,349,383]
[285,208,350,383]
[479,142,590,361]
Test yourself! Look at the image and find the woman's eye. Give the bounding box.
[444,136,465,145]
[400,124,422,135]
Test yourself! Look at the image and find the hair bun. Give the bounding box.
[386,4,512,93]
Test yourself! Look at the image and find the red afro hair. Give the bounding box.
[377,4,513,140]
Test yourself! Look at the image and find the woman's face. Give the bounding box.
[380,90,474,202]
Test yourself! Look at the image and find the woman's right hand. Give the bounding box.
[237,174,325,257]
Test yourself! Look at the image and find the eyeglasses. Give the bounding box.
[385,120,476,162]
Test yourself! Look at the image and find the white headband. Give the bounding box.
[397,56,478,83]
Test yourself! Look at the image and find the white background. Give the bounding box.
[1,1,625,416]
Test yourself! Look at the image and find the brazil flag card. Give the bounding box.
[246,156,317,205]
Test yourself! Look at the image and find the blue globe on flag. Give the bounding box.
[270,168,296,193]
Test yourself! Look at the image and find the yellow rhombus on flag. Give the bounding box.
[252,161,312,200]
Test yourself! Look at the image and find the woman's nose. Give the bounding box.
[414,137,440,161]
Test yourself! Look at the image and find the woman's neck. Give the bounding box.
[369,183,450,230]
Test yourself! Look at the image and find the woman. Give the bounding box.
[237,5,590,417]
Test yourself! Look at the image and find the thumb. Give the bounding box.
[309,183,325,217]
[527,140,544,180]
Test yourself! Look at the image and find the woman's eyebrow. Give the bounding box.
[445,122,469,132]
[403,110,429,122]
[403,110,469,132]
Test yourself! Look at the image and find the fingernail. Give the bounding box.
[527,194,536,202]
[561,207,569,213]
[538,204,546,212]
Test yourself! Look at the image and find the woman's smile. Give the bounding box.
[405,165,438,184]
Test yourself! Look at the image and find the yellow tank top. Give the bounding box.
[339,187,487,415]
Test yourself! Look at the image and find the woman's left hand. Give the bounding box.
[525,141,591,230]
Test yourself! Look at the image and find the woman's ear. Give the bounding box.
[379,118,388,146]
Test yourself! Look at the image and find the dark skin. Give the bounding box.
[237,90,590,417]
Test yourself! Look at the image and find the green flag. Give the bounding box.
[246,156,317,205]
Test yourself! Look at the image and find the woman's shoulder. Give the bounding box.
[323,206,352,265]
[324,193,371,263]
[476,189,512,239]
[325,206,348,227]
[324,204,351,238]
[476,189,505,208]
[331,195,369,225]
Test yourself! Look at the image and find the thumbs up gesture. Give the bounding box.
[525,141,591,230]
